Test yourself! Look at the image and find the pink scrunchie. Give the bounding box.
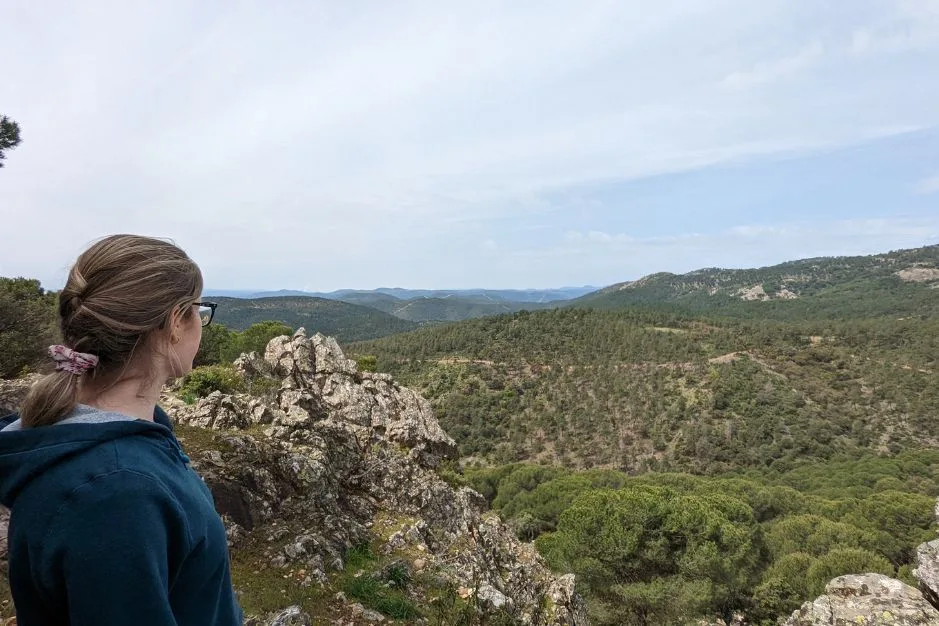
[49,345,99,375]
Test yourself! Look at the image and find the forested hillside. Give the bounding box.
[352,308,939,472]
[576,244,939,320]
[214,290,559,323]
[341,293,554,322]
[211,296,419,342]
[456,452,939,624]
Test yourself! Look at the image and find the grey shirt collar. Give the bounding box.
[1,404,139,432]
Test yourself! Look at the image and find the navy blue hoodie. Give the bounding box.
[0,405,243,625]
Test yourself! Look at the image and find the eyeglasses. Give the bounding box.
[195,301,217,327]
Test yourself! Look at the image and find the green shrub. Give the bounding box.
[220,321,292,363]
[437,460,468,489]
[0,278,57,379]
[340,544,419,620]
[355,354,378,372]
[195,324,235,367]
[804,548,893,598]
[179,365,245,399]
[537,486,763,625]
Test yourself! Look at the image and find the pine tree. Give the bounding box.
[0,116,21,167]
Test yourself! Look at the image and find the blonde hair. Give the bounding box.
[20,235,203,427]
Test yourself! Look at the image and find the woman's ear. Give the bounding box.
[165,305,187,345]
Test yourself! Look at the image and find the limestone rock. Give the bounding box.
[312,334,358,376]
[247,605,311,626]
[174,391,254,429]
[183,416,585,624]
[265,329,315,381]
[233,351,272,380]
[785,574,939,625]
[350,602,385,622]
[319,369,456,468]
[916,539,939,608]
[477,582,513,611]
[256,328,456,466]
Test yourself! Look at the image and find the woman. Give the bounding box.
[0,235,242,625]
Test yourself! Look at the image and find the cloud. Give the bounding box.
[514,218,939,287]
[721,42,824,89]
[914,173,939,195]
[850,3,939,56]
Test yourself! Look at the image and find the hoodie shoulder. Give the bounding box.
[154,405,174,430]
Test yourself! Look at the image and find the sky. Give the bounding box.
[1,1,938,291]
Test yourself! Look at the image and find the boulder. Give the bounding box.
[245,605,311,626]
[916,539,939,609]
[233,351,272,380]
[174,391,253,430]
[784,574,939,625]
[265,330,315,382]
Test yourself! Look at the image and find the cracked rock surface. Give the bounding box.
[784,574,939,626]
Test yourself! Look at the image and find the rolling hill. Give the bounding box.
[362,287,597,303]
[206,289,567,322]
[211,296,419,342]
[575,244,939,319]
[335,292,555,322]
[352,307,939,472]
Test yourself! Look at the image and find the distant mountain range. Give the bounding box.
[203,287,597,323]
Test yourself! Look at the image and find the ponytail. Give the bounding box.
[20,370,81,428]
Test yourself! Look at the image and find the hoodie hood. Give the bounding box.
[0,405,178,507]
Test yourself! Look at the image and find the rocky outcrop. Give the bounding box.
[784,574,939,625]
[896,267,939,284]
[735,284,799,302]
[174,329,586,625]
[176,391,261,430]
[184,330,458,469]
[916,538,939,609]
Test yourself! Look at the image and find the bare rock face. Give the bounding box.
[257,329,456,468]
[233,351,272,381]
[784,574,939,626]
[175,392,255,429]
[916,539,939,609]
[171,329,586,625]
